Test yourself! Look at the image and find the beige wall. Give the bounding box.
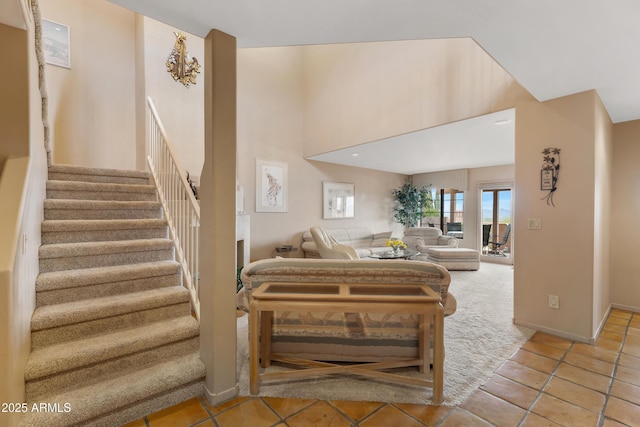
[40,0,136,169]
[0,9,47,425]
[39,1,205,174]
[302,38,530,157]
[141,17,204,177]
[593,95,613,334]
[238,46,406,260]
[611,120,640,310]
[0,24,29,159]
[514,91,608,342]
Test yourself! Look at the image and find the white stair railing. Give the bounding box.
[146,97,200,319]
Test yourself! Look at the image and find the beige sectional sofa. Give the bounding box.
[237,257,456,363]
[302,226,459,259]
[301,227,393,258]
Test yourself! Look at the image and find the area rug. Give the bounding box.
[236,262,534,406]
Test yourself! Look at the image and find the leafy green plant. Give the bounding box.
[237,266,244,293]
[392,182,433,227]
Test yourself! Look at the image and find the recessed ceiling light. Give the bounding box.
[351,153,359,157]
[494,119,511,125]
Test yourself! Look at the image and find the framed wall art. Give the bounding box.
[323,181,355,219]
[42,19,71,69]
[256,159,287,212]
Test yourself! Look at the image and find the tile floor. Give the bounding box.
[124,309,640,426]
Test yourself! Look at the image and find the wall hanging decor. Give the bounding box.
[540,147,560,206]
[323,182,355,219]
[256,159,288,212]
[166,32,201,87]
[42,19,71,68]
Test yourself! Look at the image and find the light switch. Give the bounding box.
[528,218,541,230]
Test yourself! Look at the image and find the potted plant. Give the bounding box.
[392,182,433,227]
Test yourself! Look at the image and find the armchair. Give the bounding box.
[309,226,360,259]
[488,224,511,256]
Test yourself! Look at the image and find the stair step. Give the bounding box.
[44,199,163,220]
[23,352,205,427]
[41,219,168,244]
[48,164,150,185]
[27,164,202,424]
[46,180,158,201]
[31,286,190,348]
[36,260,181,306]
[32,284,188,331]
[25,315,199,382]
[39,238,174,272]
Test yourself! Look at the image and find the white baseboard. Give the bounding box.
[513,319,593,344]
[203,382,239,407]
[515,303,640,346]
[591,305,612,345]
[611,303,640,314]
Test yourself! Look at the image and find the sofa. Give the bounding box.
[401,227,459,262]
[237,257,456,363]
[301,227,394,258]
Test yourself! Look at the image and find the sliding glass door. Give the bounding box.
[481,188,512,260]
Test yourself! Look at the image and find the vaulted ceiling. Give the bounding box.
[28,0,640,174]
[109,0,640,124]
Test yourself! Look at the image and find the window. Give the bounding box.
[423,188,465,239]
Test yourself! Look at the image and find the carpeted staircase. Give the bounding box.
[23,165,204,427]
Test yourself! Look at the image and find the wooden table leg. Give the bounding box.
[249,301,260,395]
[260,311,273,368]
[419,313,431,374]
[432,304,444,404]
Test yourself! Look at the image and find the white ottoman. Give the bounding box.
[425,247,480,271]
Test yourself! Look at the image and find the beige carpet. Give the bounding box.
[237,261,534,406]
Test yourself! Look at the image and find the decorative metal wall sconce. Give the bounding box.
[166,32,200,87]
[540,147,560,206]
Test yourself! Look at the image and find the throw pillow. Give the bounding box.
[372,231,393,247]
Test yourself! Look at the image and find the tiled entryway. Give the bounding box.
[124,309,640,426]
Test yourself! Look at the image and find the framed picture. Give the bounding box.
[541,169,554,190]
[323,182,355,219]
[42,19,71,68]
[256,159,287,212]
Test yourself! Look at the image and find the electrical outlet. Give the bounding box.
[528,218,541,229]
[548,295,559,309]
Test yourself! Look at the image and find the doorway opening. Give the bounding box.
[480,184,513,264]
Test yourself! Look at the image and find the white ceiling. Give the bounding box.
[106,0,640,174]
[308,109,515,175]
[0,0,27,29]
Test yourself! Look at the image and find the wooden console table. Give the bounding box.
[249,281,444,403]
